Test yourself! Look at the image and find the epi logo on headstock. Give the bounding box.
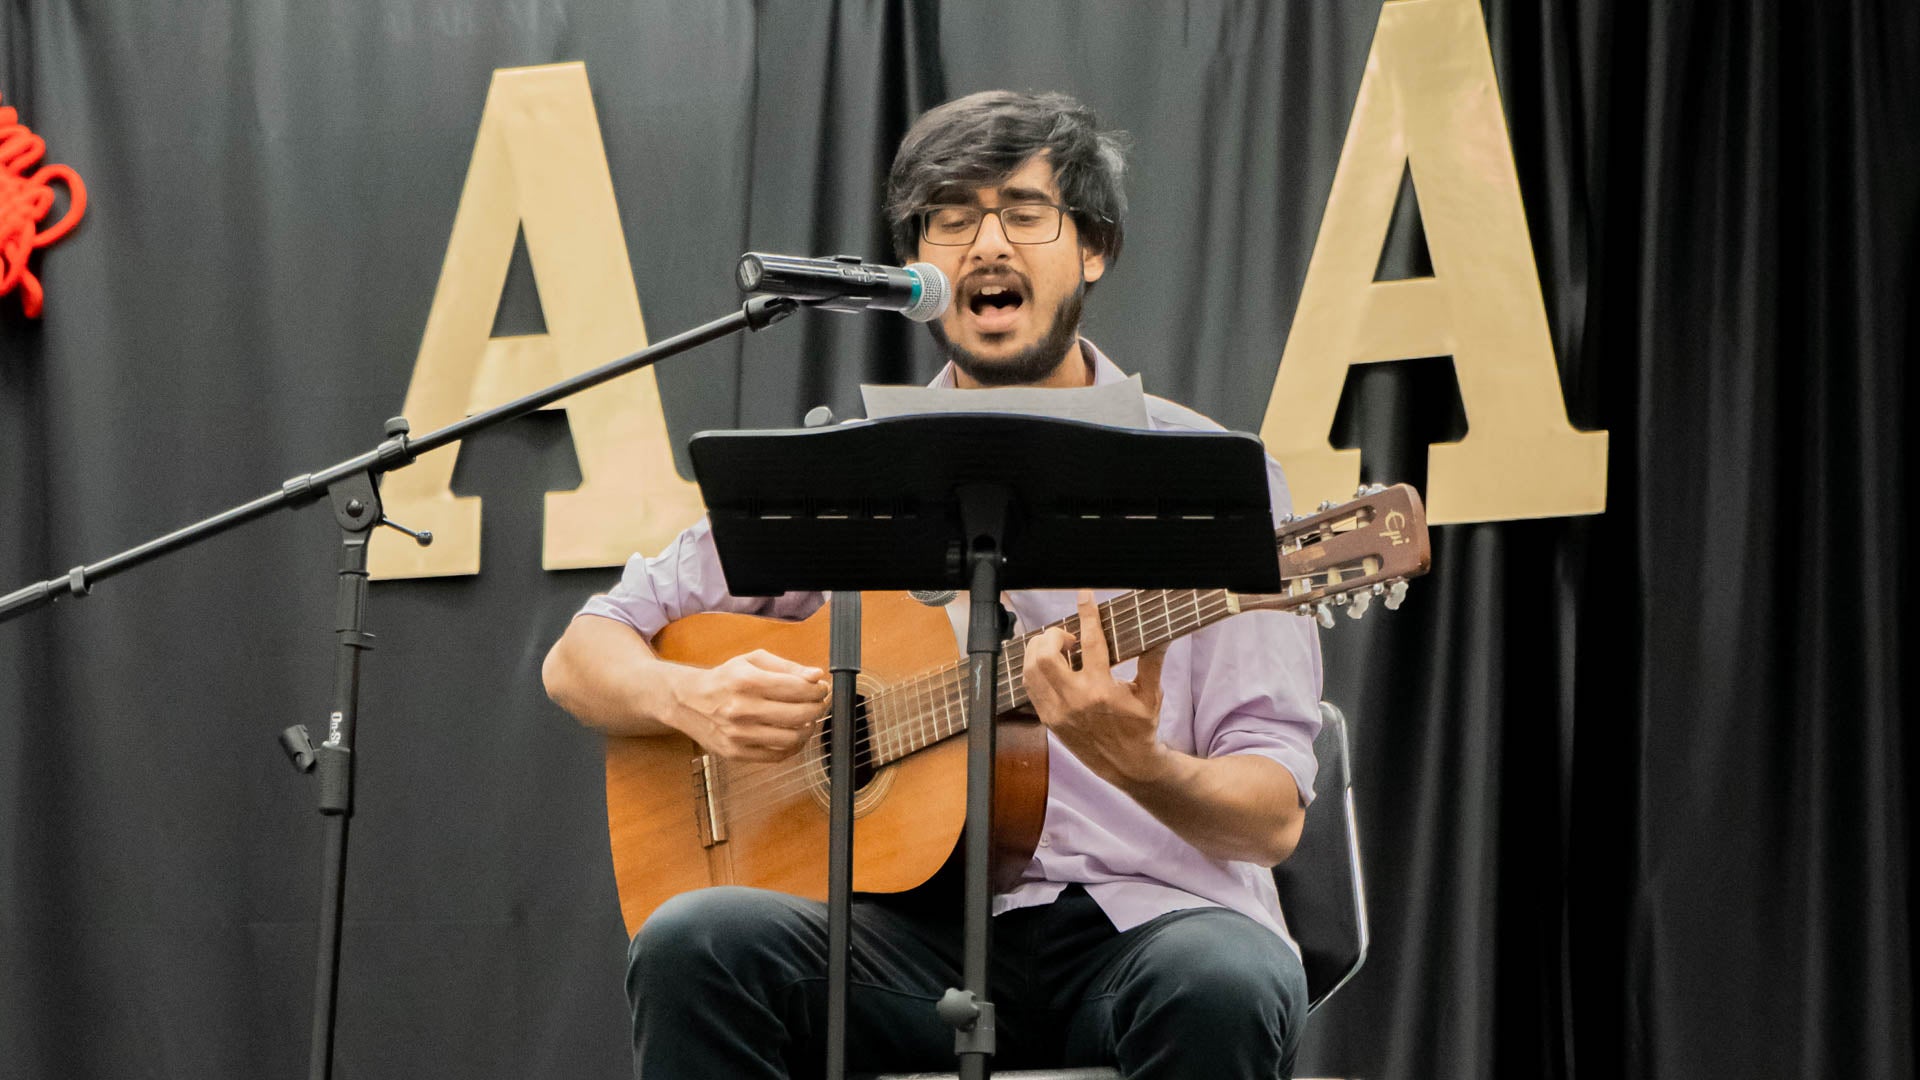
[1382,509,1410,546]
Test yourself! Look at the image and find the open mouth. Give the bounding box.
[964,279,1027,334]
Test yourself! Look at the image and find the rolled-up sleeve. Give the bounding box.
[1188,610,1323,805]
[576,516,825,639]
[1185,452,1323,804]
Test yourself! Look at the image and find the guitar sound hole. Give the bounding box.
[820,692,878,792]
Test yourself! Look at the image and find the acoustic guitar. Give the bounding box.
[603,484,1431,935]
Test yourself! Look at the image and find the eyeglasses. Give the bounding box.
[917,203,1074,246]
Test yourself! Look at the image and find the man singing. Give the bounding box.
[543,90,1323,1079]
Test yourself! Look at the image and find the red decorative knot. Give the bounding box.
[1,92,88,318]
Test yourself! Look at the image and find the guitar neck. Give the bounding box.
[872,588,1243,765]
[864,483,1433,768]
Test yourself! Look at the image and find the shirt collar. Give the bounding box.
[925,338,1127,389]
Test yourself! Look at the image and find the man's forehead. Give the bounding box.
[928,155,1060,205]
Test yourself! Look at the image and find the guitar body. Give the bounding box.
[603,591,1050,937]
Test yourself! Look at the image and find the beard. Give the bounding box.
[927,280,1086,388]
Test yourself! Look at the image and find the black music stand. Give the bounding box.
[687,412,1280,1080]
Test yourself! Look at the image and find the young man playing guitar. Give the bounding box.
[543,90,1322,1079]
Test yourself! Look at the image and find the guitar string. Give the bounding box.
[706,587,1246,820]
[708,589,1237,822]
[704,573,1348,821]
[672,505,1400,831]
[709,589,1194,805]
[684,508,1383,820]
[709,604,1215,825]
[705,590,1212,817]
[706,548,1366,819]
[702,593,1192,817]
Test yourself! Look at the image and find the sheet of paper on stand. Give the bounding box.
[859,374,1151,429]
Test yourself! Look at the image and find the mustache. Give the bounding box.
[959,268,1031,295]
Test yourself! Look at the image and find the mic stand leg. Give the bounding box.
[825,591,861,1080]
[279,469,412,1080]
[311,472,380,1080]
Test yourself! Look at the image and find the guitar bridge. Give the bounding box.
[691,754,728,847]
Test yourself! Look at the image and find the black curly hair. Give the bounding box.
[885,90,1129,269]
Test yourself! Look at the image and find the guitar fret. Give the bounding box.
[1129,591,1146,656]
[1127,591,1149,658]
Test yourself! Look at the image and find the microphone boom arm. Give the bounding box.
[0,294,800,621]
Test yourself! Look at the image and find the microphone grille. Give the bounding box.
[902,263,951,323]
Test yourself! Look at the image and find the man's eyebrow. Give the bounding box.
[924,183,1059,206]
[996,185,1056,203]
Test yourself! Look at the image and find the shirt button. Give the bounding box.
[1038,835,1051,847]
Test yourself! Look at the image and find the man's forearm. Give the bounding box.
[541,614,690,737]
[1111,749,1305,866]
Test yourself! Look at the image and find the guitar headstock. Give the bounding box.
[1233,483,1432,627]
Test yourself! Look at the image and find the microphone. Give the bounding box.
[737,253,950,322]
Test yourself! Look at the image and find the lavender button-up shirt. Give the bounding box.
[579,341,1323,946]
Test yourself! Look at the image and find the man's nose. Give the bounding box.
[968,210,1014,260]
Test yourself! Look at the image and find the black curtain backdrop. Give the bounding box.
[2,2,1914,1078]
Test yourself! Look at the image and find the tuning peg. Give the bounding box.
[1345,591,1371,618]
[1317,499,1338,512]
[1384,580,1409,611]
[1314,603,1335,629]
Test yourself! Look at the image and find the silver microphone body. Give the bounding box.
[737,253,951,322]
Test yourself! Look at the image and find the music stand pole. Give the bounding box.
[947,485,1011,1080]
[825,590,861,1080]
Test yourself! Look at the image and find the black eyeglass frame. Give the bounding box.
[913,202,1105,247]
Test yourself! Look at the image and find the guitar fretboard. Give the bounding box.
[866,588,1244,765]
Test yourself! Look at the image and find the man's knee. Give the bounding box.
[1121,912,1307,1048]
[1167,936,1293,1009]
[628,887,819,999]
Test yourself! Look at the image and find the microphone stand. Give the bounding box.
[0,294,799,1080]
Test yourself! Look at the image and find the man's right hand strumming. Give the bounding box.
[542,614,827,759]
[668,649,829,762]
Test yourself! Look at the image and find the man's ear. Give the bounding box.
[1081,245,1107,284]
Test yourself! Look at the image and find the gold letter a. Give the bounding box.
[370,62,704,579]
[1260,0,1607,524]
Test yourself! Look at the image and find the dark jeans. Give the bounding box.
[626,883,1307,1079]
